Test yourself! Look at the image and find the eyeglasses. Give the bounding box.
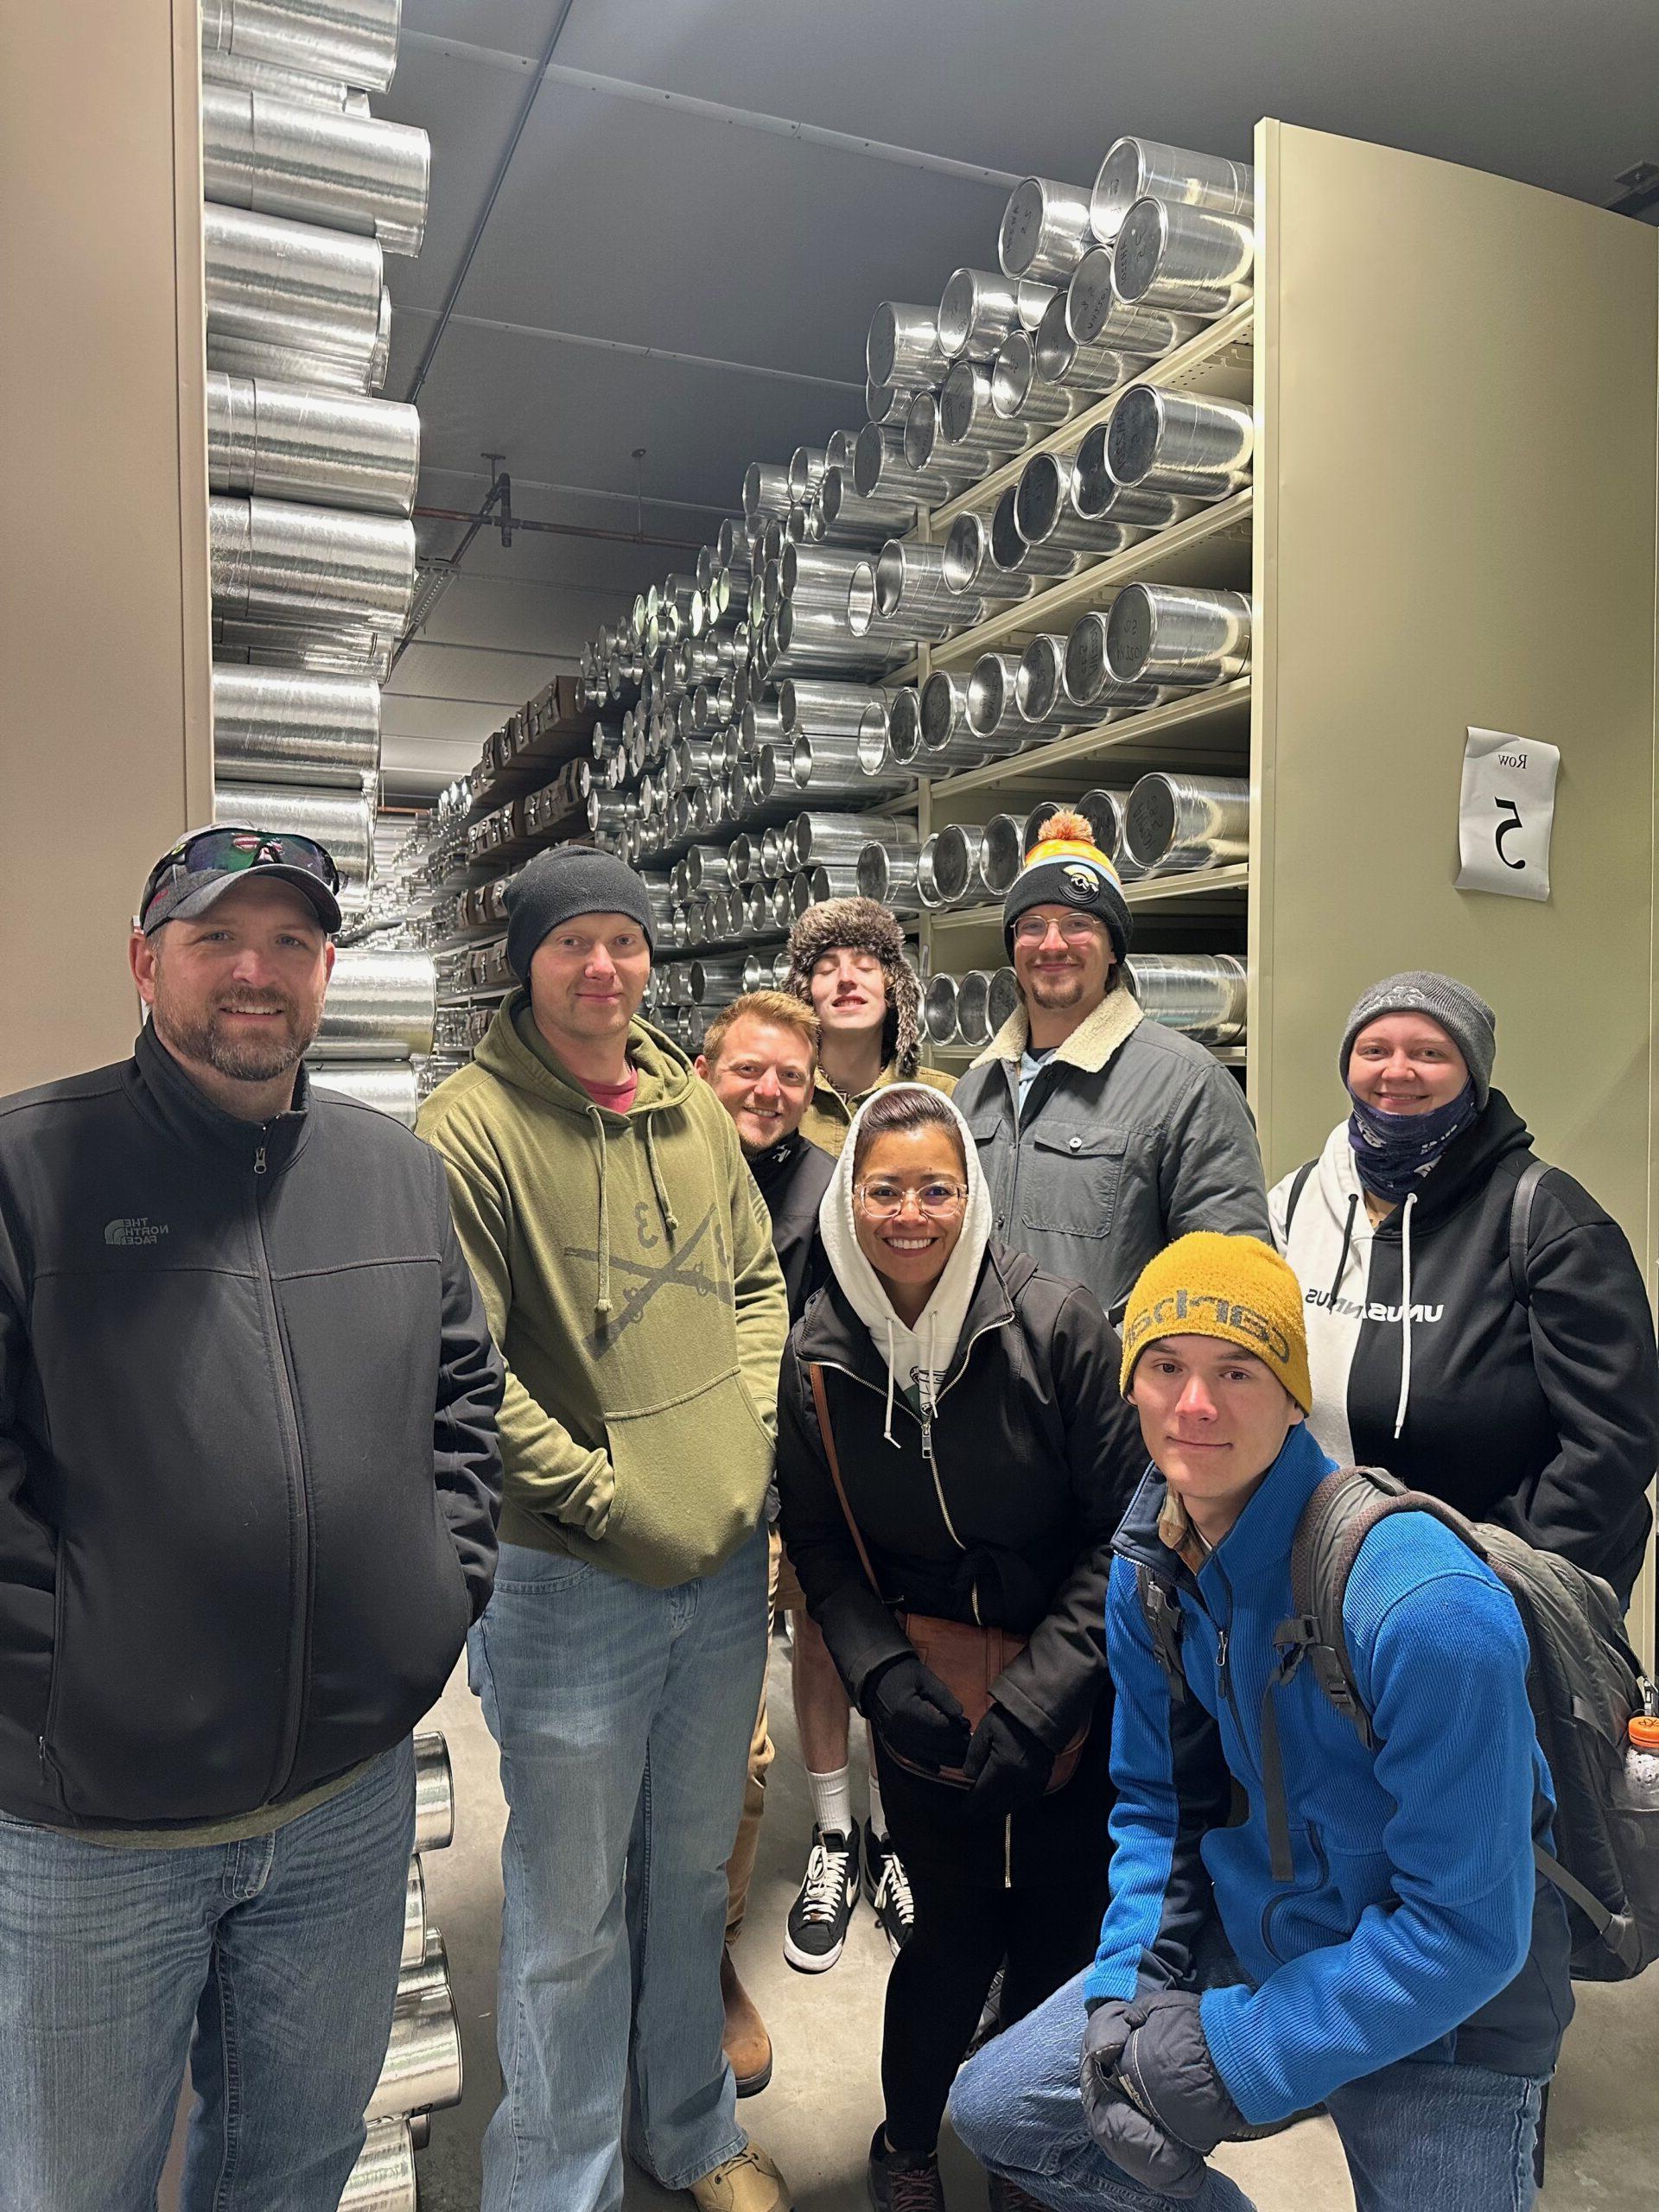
[1012,912,1107,947]
[140,826,340,924]
[853,1179,969,1219]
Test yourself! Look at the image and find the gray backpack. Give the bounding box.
[1137,1464,1659,1981]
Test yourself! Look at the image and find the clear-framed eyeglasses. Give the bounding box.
[853,1179,969,1220]
[1012,910,1107,947]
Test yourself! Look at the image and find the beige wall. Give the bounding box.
[0,2,212,1093]
[1251,123,1659,1258]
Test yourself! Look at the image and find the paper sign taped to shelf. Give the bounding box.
[1455,726,1559,903]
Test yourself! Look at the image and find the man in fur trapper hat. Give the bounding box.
[950,810,1269,1322]
[784,898,953,1158]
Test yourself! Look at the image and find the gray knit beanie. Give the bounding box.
[504,846,654,982]
[1339,970,1497,1108]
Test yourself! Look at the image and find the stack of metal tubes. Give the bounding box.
[340,1729,461,2211]
[202,0,432,945]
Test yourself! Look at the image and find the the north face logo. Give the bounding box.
[104,1217,169,1248]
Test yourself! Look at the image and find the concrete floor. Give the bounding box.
[416,1633,1656,2212]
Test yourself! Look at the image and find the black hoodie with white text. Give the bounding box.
[1270,1091,1656,1600]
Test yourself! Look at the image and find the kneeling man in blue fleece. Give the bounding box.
[950,1232,1570,2212]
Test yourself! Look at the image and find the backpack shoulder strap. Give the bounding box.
[1282,1158,1317,1236]
[807,1362,887,1604]
[1509,1156,1550,1307]
[1282,1467,1488,1748]
[1135,1563,1189,1707]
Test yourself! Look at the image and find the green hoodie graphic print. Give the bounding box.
[417,995,788,1588]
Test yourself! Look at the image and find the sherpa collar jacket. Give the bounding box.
[0,1024,504,1833]
[1096,1422,1572,2126]
[1269,1092,1657,1600]
[952,988,1270,1322]
[417,994,788,1587]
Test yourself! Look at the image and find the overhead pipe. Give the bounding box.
[200,0,402,95]
[212,663,380,786]
[208,372,419,517]
[201,82,430,255]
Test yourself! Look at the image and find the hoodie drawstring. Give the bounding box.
[587,1106,614,1322]
[1328,1192,1359,1305]
[643,1116,678,1238]
[1392,1190,1419,1439]
[882,1316,899,1446]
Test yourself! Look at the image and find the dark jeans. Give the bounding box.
[884,1858,1106,2158]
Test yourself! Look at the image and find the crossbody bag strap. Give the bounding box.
[807,1361,886,1604]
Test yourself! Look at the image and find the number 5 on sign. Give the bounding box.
[1455,726,1560,903]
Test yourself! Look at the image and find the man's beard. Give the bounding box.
[1026,966,1088,1009]
[157,988,319,1084]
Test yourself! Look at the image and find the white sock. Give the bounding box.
[867,1769,889,1844]
[808,1764,854,1842]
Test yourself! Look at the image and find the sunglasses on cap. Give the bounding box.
[139,826,342,927]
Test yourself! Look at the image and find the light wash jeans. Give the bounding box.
[0,1738,416,2212]
[950,1968,1548,2212]
[469,1528,769,2212]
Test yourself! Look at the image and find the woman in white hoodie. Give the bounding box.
[775,1084,1142,2212]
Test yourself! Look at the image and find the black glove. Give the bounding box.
[960,1702,1054,1819]
[1079,1992,1248,2201]
[864,1653,971,1770]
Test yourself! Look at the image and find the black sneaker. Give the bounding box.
[986,2177,1048,2211]
[868,2125,946,2212]
[966,1962,1006,2056]
[784,1824,860,1973]
[864,1825,914,1956]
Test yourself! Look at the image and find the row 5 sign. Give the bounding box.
[1456,725,1560,904]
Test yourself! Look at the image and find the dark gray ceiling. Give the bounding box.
[374,0,1659,786]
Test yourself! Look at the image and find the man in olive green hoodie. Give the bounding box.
[418,847,791,2212]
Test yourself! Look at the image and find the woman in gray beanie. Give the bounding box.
[1269,969,1656,1600]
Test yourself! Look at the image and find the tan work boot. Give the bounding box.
[689,2142,792,2211]
[721,1944,773,2097]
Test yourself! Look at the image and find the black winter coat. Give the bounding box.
[777,1242,1145,1884]
[749,1131,833,1323]
[0,1027,505,1832]
[1273,1093,1657,1603]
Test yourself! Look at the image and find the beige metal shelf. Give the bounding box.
[927,300,1255,536]
[925,677,1250,806]
[926,861,1249,938]
[893,488,1253,685]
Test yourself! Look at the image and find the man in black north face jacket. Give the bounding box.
[0,829,503,2210]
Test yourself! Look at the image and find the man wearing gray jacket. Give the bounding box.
[951,810,1268,1321]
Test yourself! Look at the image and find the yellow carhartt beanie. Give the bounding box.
[1119,1232,1313,1410]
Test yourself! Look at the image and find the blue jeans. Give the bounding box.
[0,1738,416,2212]
[950,1969,1547,2212]
[469,1529,769,2212]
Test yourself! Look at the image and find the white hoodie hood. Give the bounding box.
[818,1084,994,1444]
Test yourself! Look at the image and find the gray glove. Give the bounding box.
[1079,1992,1249,2201]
